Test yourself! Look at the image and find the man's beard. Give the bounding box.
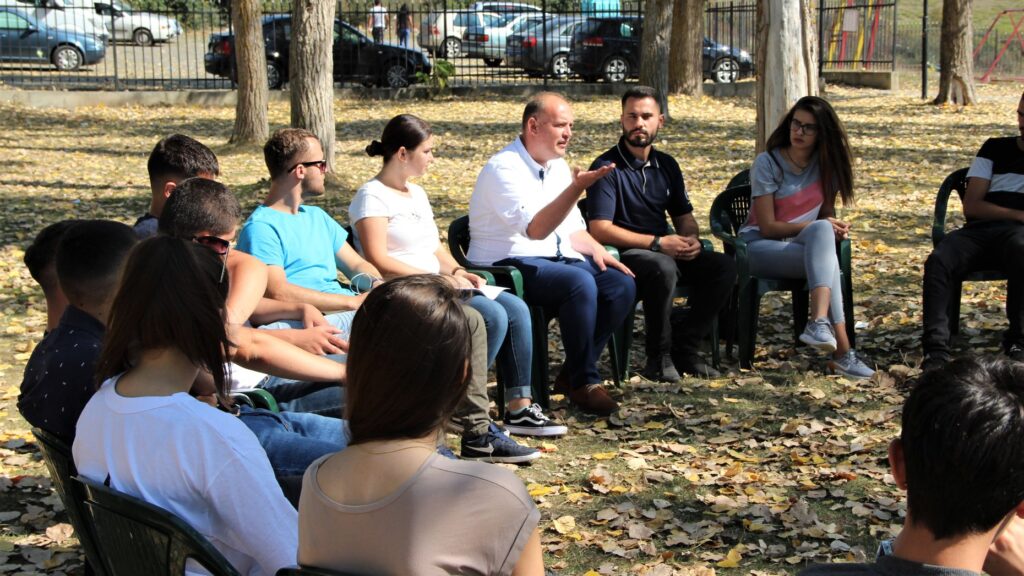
[624,126,657,148]
[300,176,325,198]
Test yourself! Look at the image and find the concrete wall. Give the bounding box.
[0,80,756,109]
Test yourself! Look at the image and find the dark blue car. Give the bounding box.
[0,6,105,70]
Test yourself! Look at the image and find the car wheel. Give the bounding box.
[602,55,628,83]
[549,53,570,78]
[382,62,410,88]
[443,36,462,58]
[712,57,739,83]
[52,45,83,71]
[483,57,502,67]
[267,61,283,89]
[132,28,154,46]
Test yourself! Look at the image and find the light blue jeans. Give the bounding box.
[742,219,845,324]
[466,291,533,401]
[237,405,348,478]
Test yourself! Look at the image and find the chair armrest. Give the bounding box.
[699,238,714,252]
[466,264,525,297]
[236,388,279,413]
[604,245,620,260]
[467,269,496,285]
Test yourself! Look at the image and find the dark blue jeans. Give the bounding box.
[237,405,347,478]
[497,256,635,390]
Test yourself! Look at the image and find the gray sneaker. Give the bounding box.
[829,349,875,379]
[799,318,837,353]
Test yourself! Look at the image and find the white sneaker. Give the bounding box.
[829,349,875,379]
[799,318,837,353]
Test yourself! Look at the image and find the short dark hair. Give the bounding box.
[97,236,231,399]
[901,356,1024,539]
[24,220,81,293]
[365,114,432,163]
[147,134,220,185]
[264,128,318,180]
[55,220,137,308]
[621,85,659,109]
[158,177,241,238]
[521,91,566,130]
[345,275,472,444]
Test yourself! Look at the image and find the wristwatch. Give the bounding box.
[649,236,662,252]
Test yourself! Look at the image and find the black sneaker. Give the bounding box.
[504,404,567,437]
[672,353,722,379]
[461,423,541,464]
[641,354,681,382]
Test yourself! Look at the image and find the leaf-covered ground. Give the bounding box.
[0,82,1022,575]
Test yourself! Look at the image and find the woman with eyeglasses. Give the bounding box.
[298,275,544,575]
[350,114,566,439]
[737,96,874,378]
[72,236,298,575]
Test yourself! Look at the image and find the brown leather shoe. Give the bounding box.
[553,363,570,395]
[568,383,618,416]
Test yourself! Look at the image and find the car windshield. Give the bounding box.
[510,17,539,33]
[111,0,131,10]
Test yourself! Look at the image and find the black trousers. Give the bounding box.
[922,220,1024,355]
[621,248,736,360]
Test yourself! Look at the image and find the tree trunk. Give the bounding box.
[934,0,975,105]
[755,0,818,152]
[639,0,673,118]
[290,0,337,171]
[229,0,268,144]
[669,0,704,95]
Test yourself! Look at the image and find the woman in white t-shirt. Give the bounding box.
[350,114,566,437]
[298,275,544,575]
[72,236,298,576]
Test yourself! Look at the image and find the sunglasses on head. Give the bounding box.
[289,160,328,174]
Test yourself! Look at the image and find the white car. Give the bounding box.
[94,0,180,45]
[5,0,109,40]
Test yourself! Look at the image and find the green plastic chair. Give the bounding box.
[447,215,630,408]
[232,388,280,412]
[31,428,107,576]
[931,167,1007,336]
[709,171,855,369]
[74,476,242,576]
[576,199,721,375]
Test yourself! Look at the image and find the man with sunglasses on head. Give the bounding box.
[237,128,382,331]
[586,86,736,381]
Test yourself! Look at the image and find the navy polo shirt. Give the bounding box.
[586,138,693,237]
[18,306,104,445]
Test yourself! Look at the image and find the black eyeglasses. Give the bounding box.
[192,236,230,283]
[288,160,328,174]
[790,118,819,135]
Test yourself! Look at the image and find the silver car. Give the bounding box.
[462,12,543,66]
[94,0,180,45]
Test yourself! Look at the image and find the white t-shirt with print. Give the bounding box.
[349,178,443,273]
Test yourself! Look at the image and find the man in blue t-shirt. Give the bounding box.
[587,86,736,380]
[922,91,1024,370]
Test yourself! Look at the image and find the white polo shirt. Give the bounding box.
[468,137,586,264]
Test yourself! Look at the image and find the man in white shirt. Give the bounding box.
[468,92,636,416]
[367,0,388,43]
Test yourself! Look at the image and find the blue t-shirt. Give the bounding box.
[237,204,355,296]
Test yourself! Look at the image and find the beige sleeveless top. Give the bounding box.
[298,453,540,575]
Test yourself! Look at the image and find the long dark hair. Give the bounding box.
[96,236,233,402]
[365,114,432,163]
[765,95,854,207]
[344,275,472,444]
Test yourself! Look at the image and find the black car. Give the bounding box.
[205,14,432,89]
[567,16,753,83]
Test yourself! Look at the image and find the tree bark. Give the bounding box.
[755,0,818,152]
[290,0,337,170]
[669,0,704,95]
[934,0,975,105]
[229,0,268,144]
[639,0,673,118]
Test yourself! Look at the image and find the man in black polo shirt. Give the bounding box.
[922,90,1024,370]
[587,86,736,380]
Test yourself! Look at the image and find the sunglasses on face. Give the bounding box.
[192,236,230,283]
[288,160,328,174]
[790,118,819,136]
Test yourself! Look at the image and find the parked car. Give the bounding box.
[462,12,542,66]
[205,14,432,89]
[0,5,105,70]
[568,16,753,83]
[467,2,540,16]
[505,14,586,78]
[7,0,109,41]
[93,0,181,46]
[418,8,504,58]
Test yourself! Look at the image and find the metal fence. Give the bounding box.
[0,0,756,90]
[894,22,1024,82]
[819,0,896,71]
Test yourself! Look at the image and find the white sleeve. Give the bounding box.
[477,163,540,237]
[967,155,994,181]
[349,185,392,223]
[205,452,298,576]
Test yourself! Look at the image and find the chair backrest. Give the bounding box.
[32,428,107,576]
[709,184,753,243]
[932,167,970,248]
[726,169,751,190]
[74,476,242,576]
[447,215,473,267]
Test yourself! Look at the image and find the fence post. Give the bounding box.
[921,0,927,99]
[817,0,823,76]
[109,9,121,90]
[542,0,547,87]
